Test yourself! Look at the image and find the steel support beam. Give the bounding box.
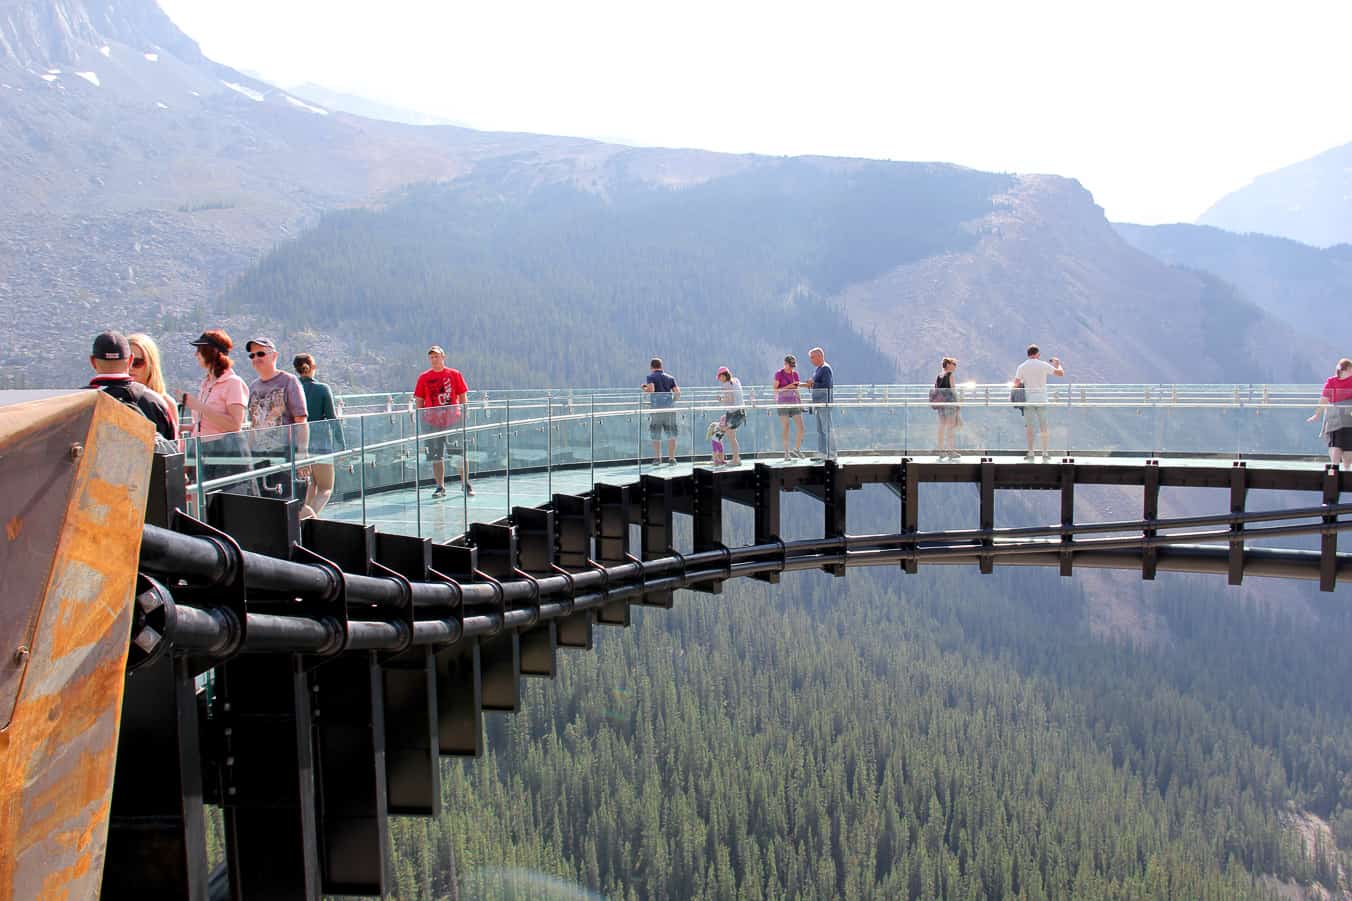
[373,533,441,817]
[100,654,208,901]
[1229,463,1247,586]
[640,475,675,607]
[753,464,782,584]
[1142,462,1160,580]
[691,467,726,592]
[979,460,995,575]
[902,459,919,574]
[593,484,633,626]
[822,459,847,577]
[1060,463,1075,577]
[1322,465,1341,592]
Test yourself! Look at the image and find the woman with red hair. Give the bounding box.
[182,330,251,491]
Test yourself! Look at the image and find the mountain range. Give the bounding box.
[1199,140,1352,248]
[0,0,1335,393]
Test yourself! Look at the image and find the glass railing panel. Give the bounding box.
[195,427,263,502]
[507,397,552,511]
[1237,403,1326,460]
[592,395,644,484]
[1056,401,1156,460]
[1156,405,1242,460]
[465,401,509,524]
[410,405,470,540]
[549,394,595,498]
[356,411,419,537]
[323,415,367,525]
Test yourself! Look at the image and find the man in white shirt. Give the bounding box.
[1014,344,1064,461]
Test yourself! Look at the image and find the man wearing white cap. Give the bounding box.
[414,345,472,497]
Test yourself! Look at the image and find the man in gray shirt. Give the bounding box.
[245,337,309,497]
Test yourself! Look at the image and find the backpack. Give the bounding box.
[929,374,953,410]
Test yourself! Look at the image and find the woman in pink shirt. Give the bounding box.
[773,354,805,460]
[1308,358,1352,469]
[181,329,251,487]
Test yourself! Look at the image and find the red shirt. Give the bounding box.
[1322,375,1352,405]
[414,367,468,429]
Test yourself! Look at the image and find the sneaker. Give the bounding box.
[790,449,806,459]
[1041,454,1053,463]
[464,483,475,496]
[651,458,664,467]
[666,458,678,464]
[783,452,792,461]
[430,486,446,499]
[1023,452,1036,462]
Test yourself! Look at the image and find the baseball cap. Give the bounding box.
[245,337,276,352]
[716,366,731,377]
[190,332,230,353]
[92,330,130,360]
[427,345,445,355]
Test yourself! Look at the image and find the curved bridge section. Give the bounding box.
[3,387,1349,899]
[119,454,1349,899]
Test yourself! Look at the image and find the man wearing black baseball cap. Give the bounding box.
[85,329,177,440]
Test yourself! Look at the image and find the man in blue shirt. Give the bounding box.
[801,346,836,460]
[642,357,681,465]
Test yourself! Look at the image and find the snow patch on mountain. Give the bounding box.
[222,81,264,102]
[144,52,159,62]
[284,95,328,116]
[75,71,100,86]
[99,45,111,57]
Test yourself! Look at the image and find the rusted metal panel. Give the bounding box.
[0,392,154,901]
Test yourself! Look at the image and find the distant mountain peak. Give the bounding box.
[0,0,201,69]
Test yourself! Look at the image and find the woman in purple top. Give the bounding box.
[773,354,805,460]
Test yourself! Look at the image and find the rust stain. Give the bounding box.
[0,394,153,901]
[5,516,19,541]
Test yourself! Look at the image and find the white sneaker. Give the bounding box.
[1023,452,1036,462]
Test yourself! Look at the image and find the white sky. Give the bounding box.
[157,0,1352,224]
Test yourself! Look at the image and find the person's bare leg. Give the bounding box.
[432,459,445,489]
[727,430,741,465]
[308,462,334,517]
[1026,425,1035,455]
[793,416,804,454]
[652,439,661,464]
[780,418,790,455]
[1041,427,1050,456]
[667,436,677,463]
[458,455,470,489]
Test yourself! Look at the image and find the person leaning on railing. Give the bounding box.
[1308,358,1352,470]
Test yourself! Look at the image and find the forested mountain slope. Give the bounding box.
[218,162,1322,393]
[387,493,1352,900]
[1116,223,1352,352]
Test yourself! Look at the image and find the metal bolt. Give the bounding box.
[227,787,237,796]
[225,756,235,766]
[14,646,29,665]
[223,727,232,737]
[69,443,83,461]
[222,702,231,712]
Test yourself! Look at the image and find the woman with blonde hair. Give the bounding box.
[127,332,178,438]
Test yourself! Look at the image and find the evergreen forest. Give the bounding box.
[376,492,1352,900]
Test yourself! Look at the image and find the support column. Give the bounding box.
[1229,462,1247,586]
[594,483,633,626]
[640,475,674,607]
[1320,465,1340,593]
[1142,461,1160,581]
[691,467,726,593]
[753,464,782,584]
[822,459,847,577]
[1059,462,1075,577]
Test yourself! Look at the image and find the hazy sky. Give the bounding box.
[158,0,1352,225]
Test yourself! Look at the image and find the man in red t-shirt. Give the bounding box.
[414,345,472,497]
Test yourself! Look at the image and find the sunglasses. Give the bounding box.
[248,351,271,359]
